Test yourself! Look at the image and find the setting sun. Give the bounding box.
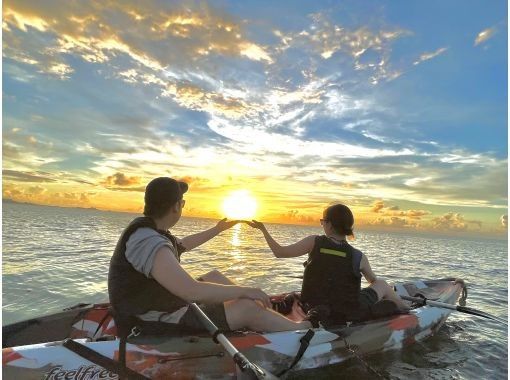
[221,190,258,220]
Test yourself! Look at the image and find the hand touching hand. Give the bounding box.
[241,287,272,308]
[215,218,240,232]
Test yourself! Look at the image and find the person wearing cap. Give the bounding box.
[108,177,312,336]
[247,204,409,327]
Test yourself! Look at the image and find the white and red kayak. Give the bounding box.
[3,278,465,379]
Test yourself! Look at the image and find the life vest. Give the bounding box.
[108,217,188,320]
[300,235,363,321]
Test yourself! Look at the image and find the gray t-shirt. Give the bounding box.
[125,228,179,278]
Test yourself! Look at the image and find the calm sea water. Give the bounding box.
[2,202,508,379]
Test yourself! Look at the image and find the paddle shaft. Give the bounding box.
[189,303,278,379]
[400,295,508,325]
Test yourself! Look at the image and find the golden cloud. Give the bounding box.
[3,1,273,71]
[370,200,430,220]
[431,212,482,231]
[371,200,385,213]
[3,183,92,208]
[101,172,141,187]
[162,83,253,119]
[474,27,497,46]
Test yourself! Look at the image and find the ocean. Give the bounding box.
[2,202,508,379]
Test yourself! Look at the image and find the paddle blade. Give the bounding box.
[457,306,508,325]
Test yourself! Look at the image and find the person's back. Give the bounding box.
[108,216,187,319]
[300,235,363,321]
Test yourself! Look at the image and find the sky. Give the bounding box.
[2,0,508,237]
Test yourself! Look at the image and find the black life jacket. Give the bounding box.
[300,235,362,321]
[108,217,188,320]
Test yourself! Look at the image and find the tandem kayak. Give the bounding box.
[3,278,465,379]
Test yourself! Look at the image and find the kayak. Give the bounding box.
[3,278,465,379]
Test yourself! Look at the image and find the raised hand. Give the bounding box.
[215,218,240,232]
[245,220,266,231]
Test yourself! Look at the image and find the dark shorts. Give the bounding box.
[180,303,230,331]
[359,287,379,308]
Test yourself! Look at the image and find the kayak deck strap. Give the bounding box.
[277,328,315,376]
[62,339,149,380]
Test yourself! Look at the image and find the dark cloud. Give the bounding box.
[3,169,57,183]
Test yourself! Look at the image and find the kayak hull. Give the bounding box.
[3,279,464,379]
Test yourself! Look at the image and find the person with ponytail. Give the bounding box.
[247,204,409,327]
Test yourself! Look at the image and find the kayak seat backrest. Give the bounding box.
[404,284,442,301]
[412,288,442,300]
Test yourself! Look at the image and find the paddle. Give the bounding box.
[189,303,278,380]
[400,295,508,325]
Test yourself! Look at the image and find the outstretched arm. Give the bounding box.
[246,220,316,258]
[180,218,239,251]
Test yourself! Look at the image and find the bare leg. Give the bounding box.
[369,279,410,311]
[201,271,311,331]
[225,299,312,332]
[198,269,235,285]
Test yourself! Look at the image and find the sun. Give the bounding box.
[221,190,258,220]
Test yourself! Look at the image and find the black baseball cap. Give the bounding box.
[144,177,188,207]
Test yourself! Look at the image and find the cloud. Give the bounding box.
[273,12,411,84]
[370,200,429,219]
[431,212,482,231]
[26,185,46,195]
[370,216,416,228]
[501,214,508,228]
[3,1,273,71]
[474,27,497,46]
[372,200,385,213]
[101,172,141,187]
[2,183,92,208]
[3,169,57,183]
[279,209,315,224]
[413,47,448,65]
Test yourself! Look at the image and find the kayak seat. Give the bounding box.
[271,293,308,322]
[271,292,298,315]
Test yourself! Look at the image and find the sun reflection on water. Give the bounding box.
[231,223,241,247]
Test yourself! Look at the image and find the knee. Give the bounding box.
[200,269,222,282]
[235,299,264,316]
[227,299,263,328]
[208,269,222,278]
